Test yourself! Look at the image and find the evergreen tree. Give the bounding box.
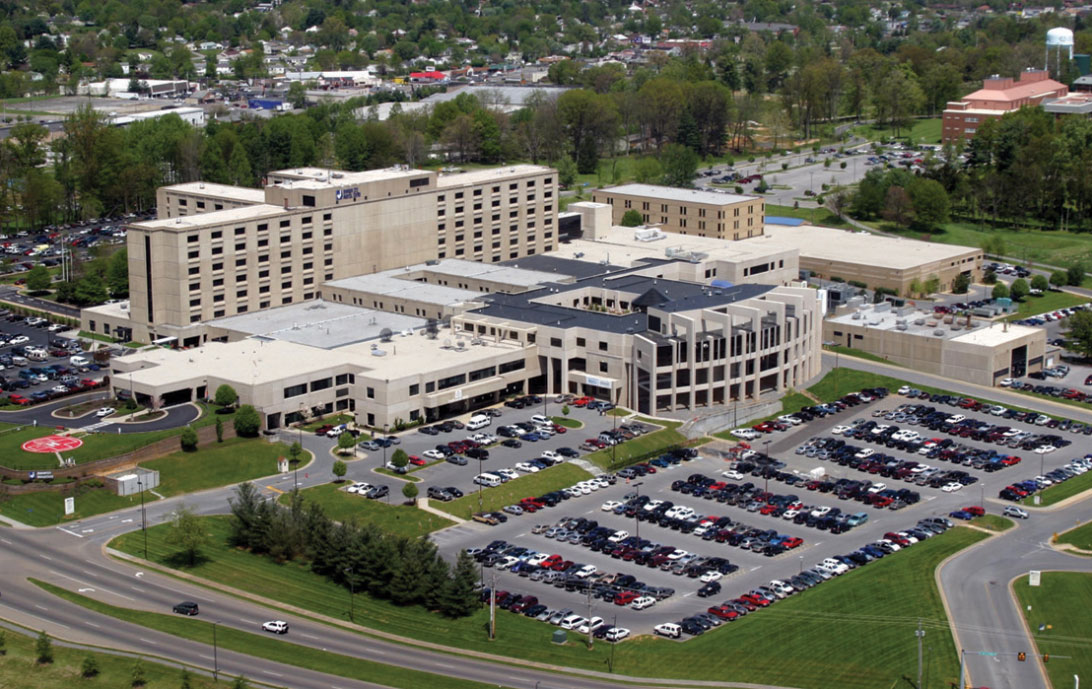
[228,143,253,186]
[35,630,52,664]
[442,552,480,617]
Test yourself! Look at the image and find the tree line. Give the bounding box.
[227,482,480,618]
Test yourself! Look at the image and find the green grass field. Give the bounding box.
[280,483,453,538]
[0,486,154,527]
[108,517,983,689]
[1055,520,1092,551]
[551,416,582,428]
[969,514,1014,531]
[1023,471,1092,507]
[140,437,289,497]
[0,623,228,689]
[432,462,592,519]
[33,580,497,689]
[1014,572,1092,688]
[852,117,942,144]
[1006,290,1089,320]
[582,426,687,470]
[766,204,849,227]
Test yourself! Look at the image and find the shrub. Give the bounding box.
[36,630,52,664]
[180,426,198,451]
[402,482,419,501]
[213,384,238,407]
[233,405,261,437]
[81,656,100,678]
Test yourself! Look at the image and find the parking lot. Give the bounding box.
[429,386,1092,641]
[0,312,112,405]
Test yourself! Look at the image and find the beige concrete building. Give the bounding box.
[93,164,557,345]
[824,303,1044,386]
[750,224,983,296]
[591,184,765,241]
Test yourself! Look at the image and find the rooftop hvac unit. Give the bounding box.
[934,329,945,336]
[951,325,962,331]
[896,323,908,331]
[851,312,862,319]
[914,319,925,326]
[370,348,387,356]
[634,228,667,242]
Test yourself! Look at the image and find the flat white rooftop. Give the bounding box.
[435,164,553,187]
[134,204,287,230]
[162,182,266,204]
[325,273,483,306]
[752,225,980,271]
[599,183,757,206]
[414,258,561,288]
[550,224,795,267]
[209,300,428,349]
[268,166,430,189]
[828,305,1037,345]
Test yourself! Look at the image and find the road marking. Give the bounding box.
[39,554,54,560]
[299,633,320,640]
[35,604,48,611]
[144,640,159,647]
[0,538,10,545]
[0,605,70,630]
[135,572,144,578]
[239,618,258,625]
[48,570,133,601]
[56,527,82,538]
[130,587,144,593]
[85,621,100,629]
[80,529,94,533]
[77,588,95,593]
[121,519,133,523]
[262,671,284,678]
[199,655,213,661]
[265,485,284,494]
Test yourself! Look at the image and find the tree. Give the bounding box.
[620,209,644,227]
[1050,270,1069,289]
[287,81,307,109]
[562,405,570,416]
[1009,278,1030,301]
[233,405,261,436]
[1031,274,1049,292]
[214,384,238,407]
[131,658,146,687]
[440,551,479,617]
[231,676,249,689]
[924,275,941,296]
[288,441,303,465]
[659,143,698,188]
[180,668,192,689]
[215,417,224,442]
[633,156,663,184]
[337,431,355,455]
[1064,310,1092,359]
[907,178,949,231]
[402,482,418,502]
[81,655,100,678]
[25,265,50,292]
[882,186,914,228]
[332,459,347,482]
[555,155,577,188]
[36,630,52,664]
[227,143,253,186]
[0,629,5,655]
[952,272,971,295]
[390,448,409,469]
[1067,261,1086,286]
[909,278,923,298]
[826,190,851,220]
[180,426,198,451]
[992,283,1010,300]
[165,504,209,567]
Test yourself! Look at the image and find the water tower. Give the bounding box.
[1046,27,1074,78]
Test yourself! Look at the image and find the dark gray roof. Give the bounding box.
[469,267,774,333]
[498,254,626,280]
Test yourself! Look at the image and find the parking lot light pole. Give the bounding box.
[608,613,618,672]
[763,440,771,493]
[632,482,643,540]
[138,474,147,559]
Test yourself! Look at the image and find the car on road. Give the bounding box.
[261,620,289,634]
[95,406,115,417]
[173,601,199,616]
[1003,505,1029,519]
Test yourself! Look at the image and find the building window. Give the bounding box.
[599,341,608,352]
[599,361,609,373]
[284,383,307,398]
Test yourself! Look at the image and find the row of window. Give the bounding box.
[437,178,553,204]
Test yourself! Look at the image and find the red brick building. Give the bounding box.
[941,69,1068,143]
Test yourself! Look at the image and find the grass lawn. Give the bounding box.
[1005,290,1088,320]
[551,416,582,428]
[0,622,227,689]
[108,516,983,689]
[1023,470,1092,507]
[853,117,942,144]
[1014,572,1092,688]
[33,580,497,689]
[765,203,849,227]
[606,407,631,417]
[969,514,1014,531]
[140,437,289,497]
[0,486,155,526]
[583,427,687,470]
[298,413,355,433]
[433,462,592,519]
[633,416,682,430]
[1055,520,1092,551]
[374,467,421,482]
[280,483,453,538]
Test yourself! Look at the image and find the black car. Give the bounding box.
[173,601,199,615]
[502,438,522,448]
[445,486,464,498]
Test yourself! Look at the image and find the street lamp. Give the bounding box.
[345,567,355,622]
[212,621,219,682]
[137,473,147,559]
[632,481,643,540]
[763,440,771,493]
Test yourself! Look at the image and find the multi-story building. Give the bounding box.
[96,164,557,345]
[591,184,765,241]
[942,69,1068,142]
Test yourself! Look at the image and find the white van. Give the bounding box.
[530,414,550,427]
[466,414,492,430]
[474,473,502,487]
[70,355,90,367]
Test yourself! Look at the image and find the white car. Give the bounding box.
[721,469,744,480]
[577,616,605,634]
[346,482,370,494]
[631,596,656,610]
[261,620,289,634]
[574,564,597,578]
[423,449,445,460]
[605,627,630,642]
[496,468,519,481]
[540,450,561,461]
[514,462,539,473]
[601,500,623,512]
[782,509,800,520]
[607,530,629,543]
[8,335,27,345]
[866,482,887,494]
[831,425,850,435]
[731,428,760,440]
[95,407,116,418]
[941,482,963,493]
[699,570,723,583]
[778,414,802,426]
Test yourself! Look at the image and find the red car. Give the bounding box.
[962,506,985,517]
[707,605,739,621]
[741,594,771,608]
[572,396,594,407]
[408,455,426,465]
[781,537,804,549]
[613,590,638,606]
[551,424,567,434]
[585,438,607,449]
[8,394,30,406]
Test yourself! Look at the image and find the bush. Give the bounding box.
[848,280,867,289]
[781,162,788,170]
[992,283,1010,300]
[81,656,100,678]
[180,426,198,451]
[620,209,643,227]
[402,482,419,501]
[36,630,52,664]
[233,405,261,437]
[130,658,146,687]
[391,448,409,468]
[562,405,570,415]
[213,384,238,408]
[840,161,847,169]
[82,477,105,489]
[332,459,347,481]
[215,417,224,442]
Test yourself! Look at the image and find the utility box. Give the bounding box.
[551,629,567,644]
[105,467,159,496]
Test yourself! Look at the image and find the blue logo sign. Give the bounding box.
[335,187,361,201]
